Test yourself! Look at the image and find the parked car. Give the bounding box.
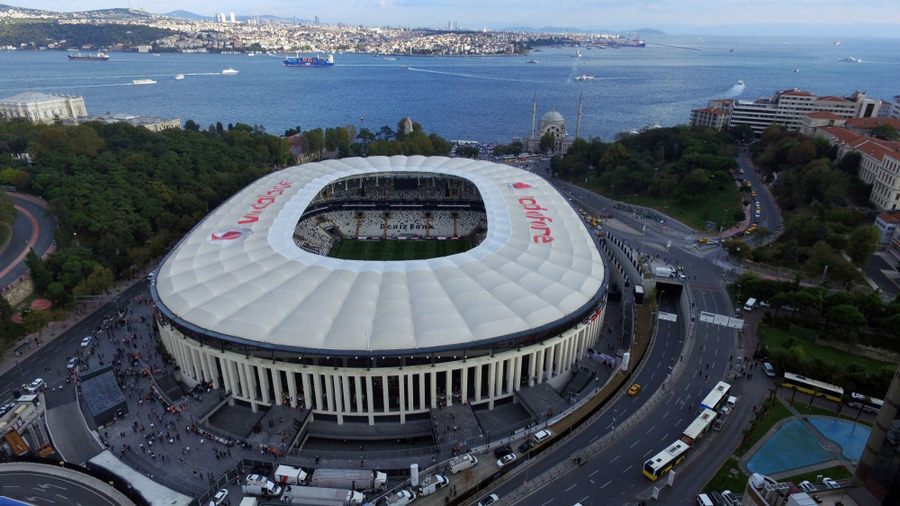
[533,429,553,444]
[517,440,535,453]
[822,478,840,489]
[493,445,513,458]
[477,494,499,506]
[497,453,517,467]
[763,362,776,378]
[209,489,228,506]
[80,336,93,347]
[24,378,45,393]
[0,402,15,416]
[67,357,79,370]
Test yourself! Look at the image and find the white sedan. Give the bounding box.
[80,335,93,347]
[497,452,517,467]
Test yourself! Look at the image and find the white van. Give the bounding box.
[763,362,775,378]
[696,493,714,506]
[743,298,757,311]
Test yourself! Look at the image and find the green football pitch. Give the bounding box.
[329,238,472,260]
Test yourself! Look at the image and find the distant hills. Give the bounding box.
[0,3,154,20]
[164,10,209,21]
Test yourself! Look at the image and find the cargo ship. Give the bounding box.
[283,53,334,67]
[67,52,109,61]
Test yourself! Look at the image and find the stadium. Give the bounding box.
[151,156,607,424]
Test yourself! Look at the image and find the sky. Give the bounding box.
[14,0,900,35]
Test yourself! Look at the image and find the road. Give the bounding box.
[472,172,772,505]
[0,463,134,506]
[0,192,55,289]
[735,150,783,246]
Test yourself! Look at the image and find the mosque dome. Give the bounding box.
[541,110,564,123]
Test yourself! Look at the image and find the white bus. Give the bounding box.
[700,381,731,412]
[848,392,883,414]
[681,409,718,446]
[643,440,690,481]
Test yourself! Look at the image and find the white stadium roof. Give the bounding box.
[153,156,605,355]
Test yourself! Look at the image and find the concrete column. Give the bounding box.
[313,374,324,412]
[342,375,352,414]
[272,369,284,406]
[474,365,483,402]
[398,374,406,423]
[528,351,536,387]
[381,375,390,413]
[246,364,259,411]
[461,366,468,404]
[494,360,503,397]
[536,348,545,383]
[332,375,343,423]
[287,371,298,408]
[257,365,271,405]
[176,342,191,378]
[354,376,364,414]
[237,362,249,399]
[506,358,515,394]
[513,356,522,391]
[446,368,453,407]
[206,354,220,389]
[418,373,426,410]
[406,374,415,413]
[325,374,335,412]
[430,371,437,408]
[301,373,312,410]
[366,376,375,425]
[546,345,556,379]
[198,350,212,383]
[487,361,496,409]
[219,358,233,397]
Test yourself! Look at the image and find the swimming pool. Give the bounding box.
[808,416,870,461]
[746,420,833,475]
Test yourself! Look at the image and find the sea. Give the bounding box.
[1,35,899,142]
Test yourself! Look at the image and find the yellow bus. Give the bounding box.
[783,372,843,403]
[643,440,689,480]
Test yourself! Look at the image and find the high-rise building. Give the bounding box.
[690,89,881,136]
[229,12,236,23]
[216,12,226,23]
[857,364,900,503]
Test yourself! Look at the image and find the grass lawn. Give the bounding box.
[704,457,748,493]
[735,398,792,456]
[330,238,472,261]
[584,180,744,231]
[759,324,896,375]
[781,465,853,484]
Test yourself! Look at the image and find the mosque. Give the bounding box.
[524,94,584,154]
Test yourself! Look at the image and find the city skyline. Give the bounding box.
[12,0,900,36]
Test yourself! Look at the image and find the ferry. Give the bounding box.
[574,74,595,81]
[283,53,335,67]
[221,68,239,75]
[68,52,109,61]
[132,79,157,85]
[175,74,185,80]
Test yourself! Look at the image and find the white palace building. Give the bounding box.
[151,156,608,425]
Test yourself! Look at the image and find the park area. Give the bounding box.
[329,238,472,261]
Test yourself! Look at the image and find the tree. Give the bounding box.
[830,304,866,339]
[539,132,555,153]
[846,225,880,266]
[871,124,900,141]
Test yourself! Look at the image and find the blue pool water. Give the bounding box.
[746,420,832,475]
[808,417,870,461]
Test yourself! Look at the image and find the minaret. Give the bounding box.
[530,92,537,147]
[575,91,584,140]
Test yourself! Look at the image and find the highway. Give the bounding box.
[0,192,55,289]
[0,463,134,506]
[477,164,774,506]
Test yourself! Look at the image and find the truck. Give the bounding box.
[417,474,449,496]
[652,266,676,278]
[275,464,309,485]
[242,474,282,497]
[279,485,365,505]
[308,468,388,492]
[448,453,478,474]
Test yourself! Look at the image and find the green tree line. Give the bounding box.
[0,119,290,305]
[0,22,173,48]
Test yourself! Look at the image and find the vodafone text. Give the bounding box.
[238,180,293,225]
[518,196,554,244]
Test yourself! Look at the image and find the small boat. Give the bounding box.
[132,79,157,85]
[221,67,239,75]
[247,51,256,56]
[383,56,397,61]
[834,40,841,46]
[572,50,582,57]
[736,80,745,86]
[793,68,800,73]
[526,59,538,64]
[574,74,595,81]
[839,56,862,63]
[175,74,185,80]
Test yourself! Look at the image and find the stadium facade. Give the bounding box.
[151,156,607,424]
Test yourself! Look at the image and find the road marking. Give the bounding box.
[643,448,653,458]
[661,410,669,419]
[578,496,589,504]
[55,494,69,500]
[589,469,599,477]
[646,425,656,434]
[676,417,684,426]
[601,480,612,489]
[565,484,577,492]
[610,455,620,463]
[589,435,599,443]
[630,439,640,448]
[542,500,554,506]
[622,465,633,474]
